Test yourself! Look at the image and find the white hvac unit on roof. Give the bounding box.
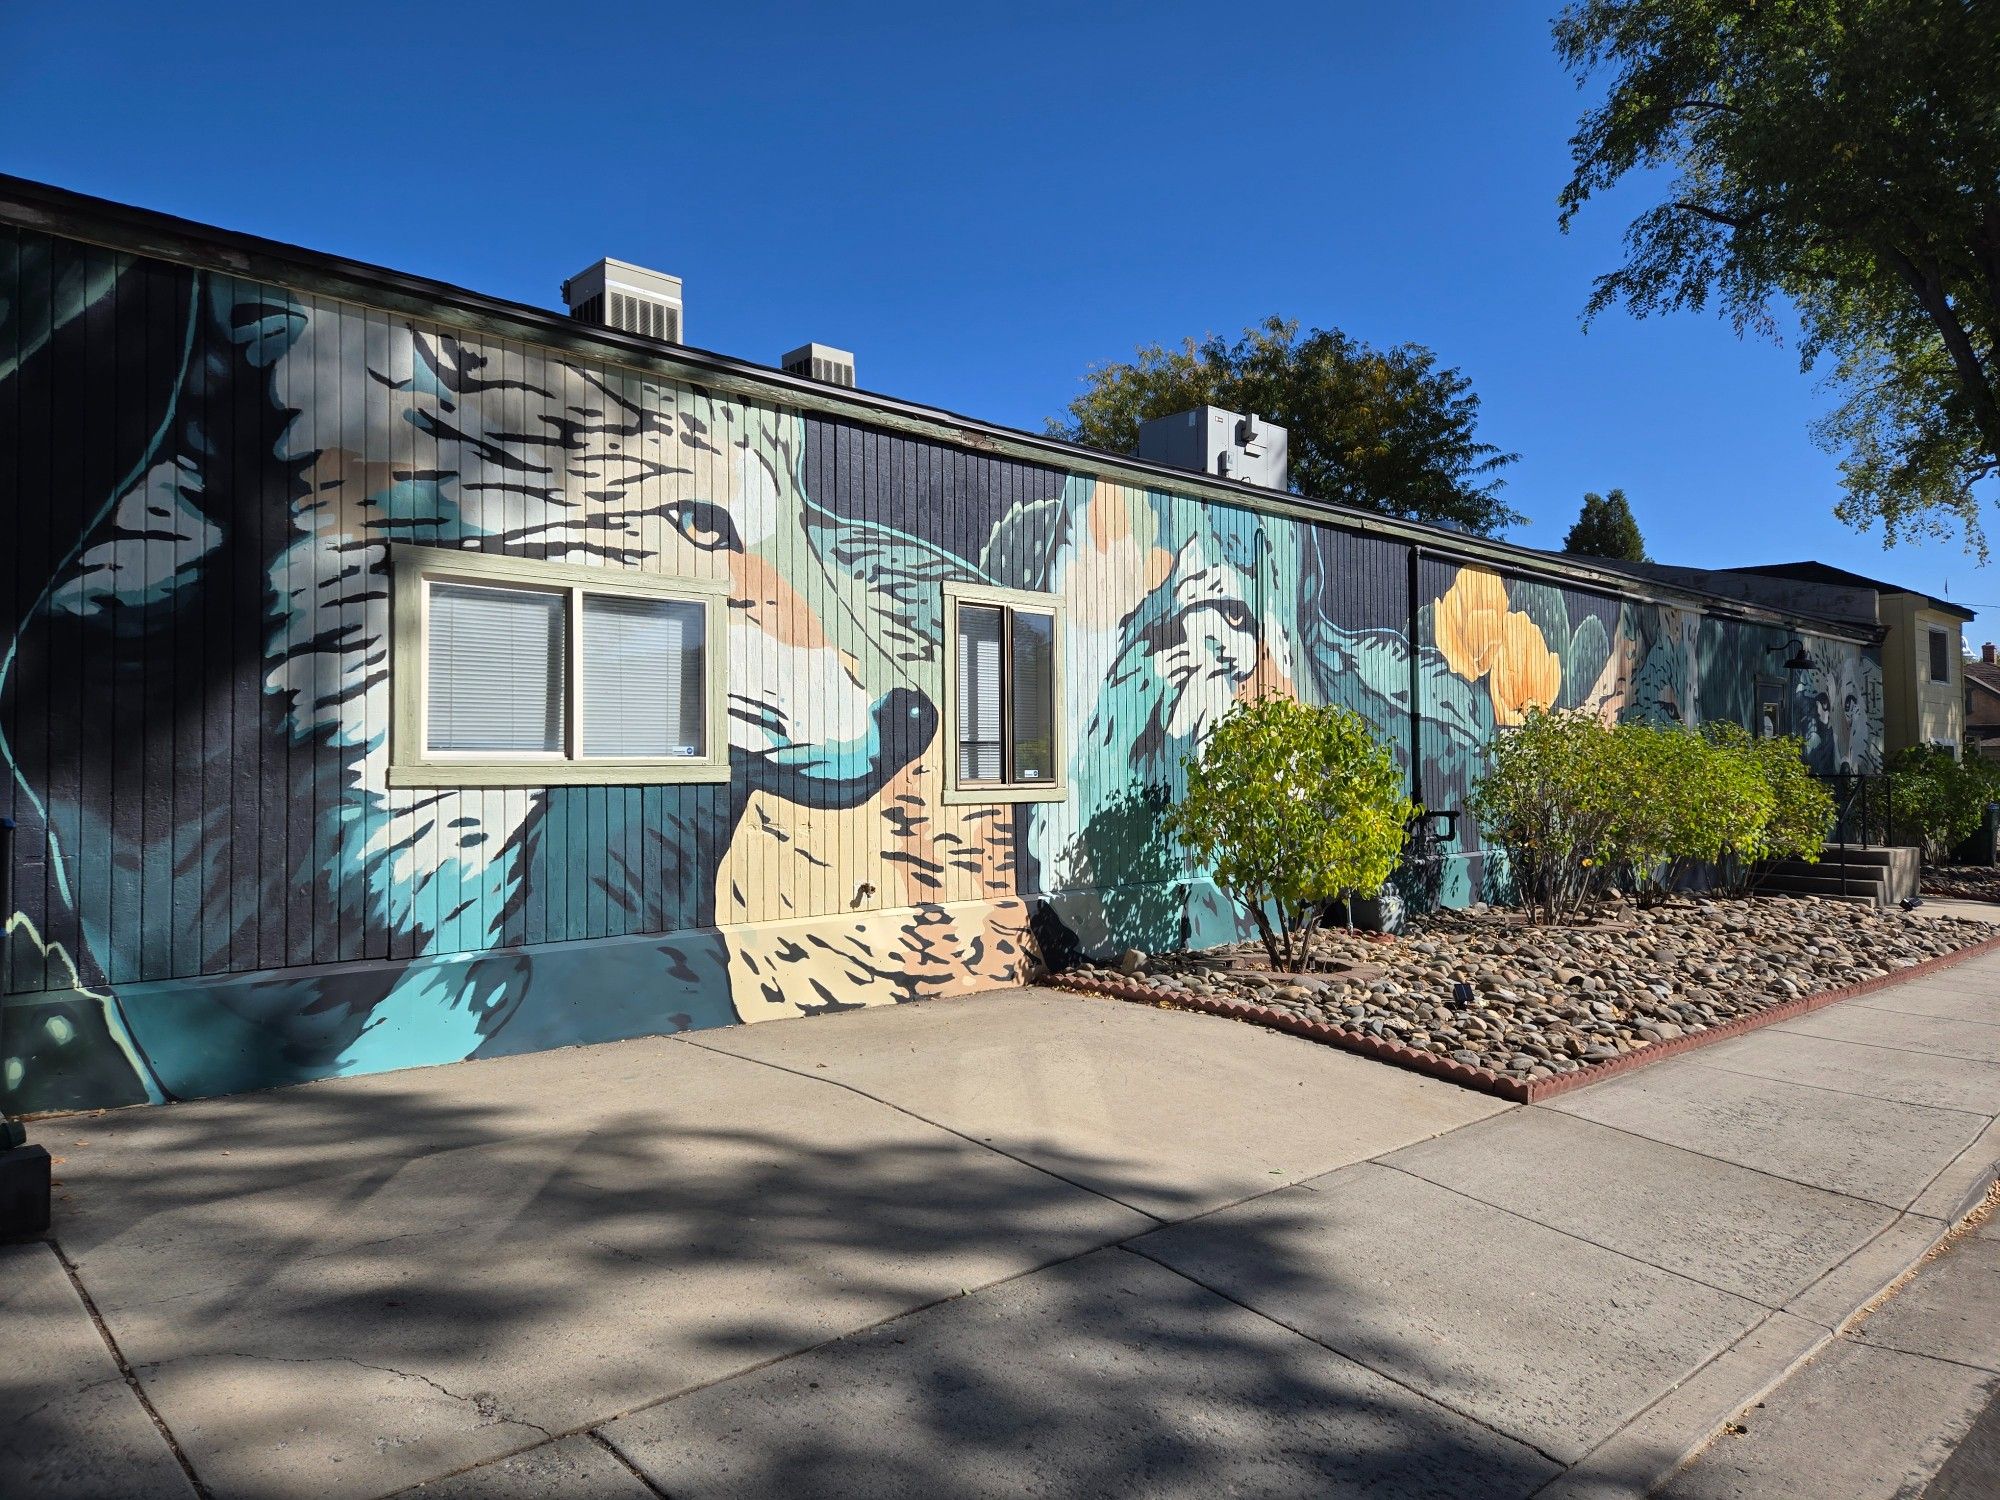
[781,342,857,388]
[560,258,683,344]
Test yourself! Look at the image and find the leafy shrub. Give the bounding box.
[1747,733,1838,863]
[1702,723,1835,883]
[1604,722,1773,906]
[1164,696,1412,972]
[1466,707,1621,923]
[1883,745,2000,858]
[1471,712,1832,921]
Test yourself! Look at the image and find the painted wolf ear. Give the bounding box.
[978,492,1074,592]
[981,474,1095,592]
[806,510,993,667]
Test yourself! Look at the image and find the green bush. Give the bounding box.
[1702,722,1835,889]
[1466,707,1621,923]
[1471,711,1834,921]
[1604,721,1774,906]
[1883,745,2000,858]
[1164,696,1412,972]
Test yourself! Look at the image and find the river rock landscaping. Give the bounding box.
[1925,864,2000,905]
[1058,894,1997,1085]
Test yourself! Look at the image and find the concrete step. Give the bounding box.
[1760,871,1888,899]
[1763,859,1891,883]
[1814,844,1905,867]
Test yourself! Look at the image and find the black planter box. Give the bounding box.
[0,1143,52,1238]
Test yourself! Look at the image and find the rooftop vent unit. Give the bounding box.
[561,258,683,344]
[1136,406,1290,491]
[781,342,856,388]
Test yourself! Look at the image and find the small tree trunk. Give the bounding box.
[1245,900,1284,971]
[1295,906,1326,972]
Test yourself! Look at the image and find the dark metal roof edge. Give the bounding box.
[0,171,1879,646]
[1726,562,1977,621]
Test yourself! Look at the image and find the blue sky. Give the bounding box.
[7,1,1995,631]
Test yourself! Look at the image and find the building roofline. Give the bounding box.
[1726,561,1976,621]
[0,171,1881,645]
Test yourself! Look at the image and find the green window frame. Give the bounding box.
[389,544,730,787]
[941,580,1067,805]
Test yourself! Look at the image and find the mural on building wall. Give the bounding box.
[0,227,1883,1112]
[1415,562,1884,900]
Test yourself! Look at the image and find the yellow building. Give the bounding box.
[1726,563,1973,759]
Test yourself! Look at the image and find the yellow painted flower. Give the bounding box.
[1434,567,1510,680]
[1489,610,1563,726]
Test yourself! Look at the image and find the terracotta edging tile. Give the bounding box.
[1049,929,2000,1103]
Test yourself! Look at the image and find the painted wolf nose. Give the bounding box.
[875,685,938,769]
[739,686,939,810]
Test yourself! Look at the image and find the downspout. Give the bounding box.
[1407,546,1424,810]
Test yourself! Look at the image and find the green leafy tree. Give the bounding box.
[1049,317,1523,535]
[1882,744,2000,857]
[1555,0,2000,553]
[1163,696,1412,972]
[1467,708,1623,923]
[1562,488,1648,562]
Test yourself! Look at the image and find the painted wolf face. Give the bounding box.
[1003,479,1309,951]
[1794,645,1879,775]
[7,273,934,1096]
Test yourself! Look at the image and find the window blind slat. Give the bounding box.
[426,582,565,754]
[581,595,707,757]
[957,604,1004,782]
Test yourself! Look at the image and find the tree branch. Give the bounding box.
[1670,200,1754,231]
[1881,244,2000,464]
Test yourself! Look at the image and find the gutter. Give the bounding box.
[0,172,1879,646]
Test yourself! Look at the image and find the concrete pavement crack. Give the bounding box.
[149,1352,558,1442]
[674,1032,1169,1222]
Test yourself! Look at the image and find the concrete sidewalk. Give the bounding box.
[5,955,2000,1499]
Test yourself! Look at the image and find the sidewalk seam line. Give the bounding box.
[1847,999,2000,1031]
[1679,1053,2000,1118]
[1523,1306,1837,1500]
[43,1235,213,1500]
[1113,1240,1570,1469]
[672,1034,1168,1223]
[587,1429,672,1498]
[1770,1025,2000,1066]
[1374,1160,1787,1311]
[1523,1104,1918,1213]
[1848,1335,2000,1378]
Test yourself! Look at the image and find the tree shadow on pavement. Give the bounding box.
[11,1031,1598,1499]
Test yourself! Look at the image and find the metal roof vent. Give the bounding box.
[561,258,683,344]
[781,342,856,388]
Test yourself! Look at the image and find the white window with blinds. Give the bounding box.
[942,582,1066,804]
[390,545,728,787]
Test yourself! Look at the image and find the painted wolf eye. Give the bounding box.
[668,500,739,552]
[1213,598,1256,632]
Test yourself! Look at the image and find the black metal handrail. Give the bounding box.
[1813,771,1895,851]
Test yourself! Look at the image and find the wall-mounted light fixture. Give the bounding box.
[1769,637,1816,673]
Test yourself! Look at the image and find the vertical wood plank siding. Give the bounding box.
[0,222,1886,1110]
